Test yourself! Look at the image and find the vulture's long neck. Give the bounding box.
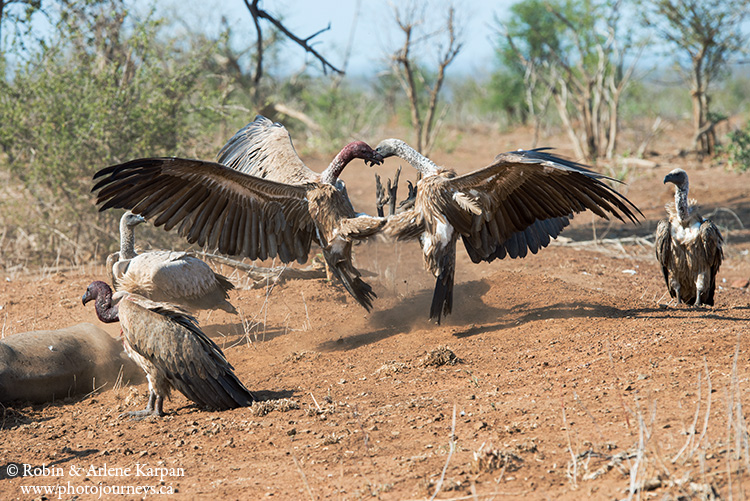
[321,148,354,185]
[93,285,120,323]
[674,181,690,223]
[392,141,439,176]
[120,219,137,259]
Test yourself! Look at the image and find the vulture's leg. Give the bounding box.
[672,281,682,305]
[324,260,332,282]
[375,167,403,217]
[120,391,161,419]
[153,395,165,416]
[694,273,707,307]
[398,180,418,212]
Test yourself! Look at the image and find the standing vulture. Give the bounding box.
[92,131,385,311]
[375,139,643,323]
[82,281,254,417]
[108,211,237,314]
[106,211,146,287]
[655,168,723,306]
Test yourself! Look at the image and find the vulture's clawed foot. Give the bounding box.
[398,179,417,211]
[119,408,163,420]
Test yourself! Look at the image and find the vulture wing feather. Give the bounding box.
[216,115,320,184]
[92,157,315,263]
[442,149,642,262]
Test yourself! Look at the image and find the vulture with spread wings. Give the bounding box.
[375,139,644,323]
[92,117,384,311]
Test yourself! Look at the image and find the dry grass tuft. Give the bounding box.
[321,432,343,446]
[283,351,320,363]
[471,444,524,475]
[0,404,30,430]
[374,361,409,376]
[419,346,459,367]
[250,398,300,417]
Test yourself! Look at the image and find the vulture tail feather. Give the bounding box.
[429,253,455,325]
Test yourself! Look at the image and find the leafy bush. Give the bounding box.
[0,1,228,266]
[722,123,750,172]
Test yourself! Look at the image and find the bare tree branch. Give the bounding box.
[244,0,264,101]
[244,0,343,77]
[389,2,463,155]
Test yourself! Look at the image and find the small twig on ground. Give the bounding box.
[291,453,316,501]
[626,412,648,501]
[310,393,322,413]
[112,365,125,392]
[606,339,632,433]
[672,370,702,464]
[573,390,606,446]
[562,389,578,488]
[430,404,457,501]
[692,358,712,458]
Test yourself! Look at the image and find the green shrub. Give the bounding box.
[0,2,227,266]
[722,123,750,172]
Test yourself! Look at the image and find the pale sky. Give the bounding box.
[165,0,515,76]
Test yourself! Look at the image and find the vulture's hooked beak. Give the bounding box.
[81,290,92,306]
[663,173,675,185]
[365,151,384,167]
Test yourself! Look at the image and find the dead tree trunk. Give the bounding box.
[390,3,462,156]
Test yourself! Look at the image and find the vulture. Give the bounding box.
[82,281,254,417]
[107,211,237,314]
[91,121,385,311]
[375,139,644,323]
[655,168,723,306]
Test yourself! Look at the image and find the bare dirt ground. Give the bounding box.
[1,124,750,500]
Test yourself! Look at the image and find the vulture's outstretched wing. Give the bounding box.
[217,115,320,184]
[119,296,253,410]
[438,148,643,263]
[93,157,316,264]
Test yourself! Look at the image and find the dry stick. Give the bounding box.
[301,291,311,331]
[725,386,735,501]
[291,454,316,501]
[704,207,745,230]
[561,388,578,488]
[606,339,632,432]
[112,365,125,392]
[430,404,457,501]
[310,393,323,413]
[731,339,747,500]
[573,390,606,447]
[692,358,713,458]
[672,371,702,463]
[349,405,378,493]
[627,412,647,501]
